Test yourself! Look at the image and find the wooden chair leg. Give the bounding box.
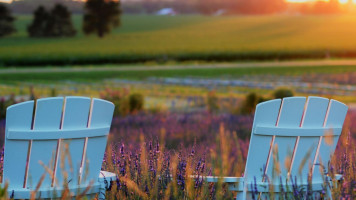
[236,191,244,200]
[98,189,107,200]
[326,184,333,200]
[235,188,248,200]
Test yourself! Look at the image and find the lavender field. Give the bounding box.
[0,69,356,199]
[0,107,355,198]
[99,110,356,199]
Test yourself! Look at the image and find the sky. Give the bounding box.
[287,0,353,3]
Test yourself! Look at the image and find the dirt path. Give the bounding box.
[1,59,356,74]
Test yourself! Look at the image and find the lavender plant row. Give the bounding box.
[0,111,354,199]
[110,111,252,148]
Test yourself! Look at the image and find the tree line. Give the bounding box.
[0,0,347,38]
[0,0,121,38]
[6,0,348,15]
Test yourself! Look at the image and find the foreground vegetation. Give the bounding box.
[0,110,354,199]
[0,77,355,198]
[5,15,356,66]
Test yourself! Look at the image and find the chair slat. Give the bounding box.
[3,101,34,188]
[266,97,306,183]
[313,99,348,182]
[27,97,64,189]
[55,97,91,187]
[245,99,281,183]
[254,126,341,137]
[290,97,329,181]
[7,127,110,140]
[82,99,114,184]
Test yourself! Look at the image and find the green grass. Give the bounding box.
[3,15,356,66]
[1,64,356,83]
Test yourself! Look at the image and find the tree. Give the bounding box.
[0,3,16,37]
[28,4,76,37]
[129,93,144,113]
[207,91,219,113]
[239,92,270,115]
[28,6,50,37]
[47,4,76,37]
[83,0,121,38]
[239,92,259,115]
[273,88,294,99]
[309,0,341,14]
[10,0,85,14]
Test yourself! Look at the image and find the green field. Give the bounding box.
[0,63,356,83]
[2,63,356,105]
[3,15,356,66]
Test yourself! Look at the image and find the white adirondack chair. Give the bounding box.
[206,96,348,199]
[3,97,115,199]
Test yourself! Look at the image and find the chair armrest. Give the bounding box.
[199,176,244,191]
[99,171,116,180]
[334,174,343,181]
[202,176,243,183]
[99,171,116,191]
[326,173,343,182]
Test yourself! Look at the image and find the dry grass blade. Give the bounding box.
[63,142,73,174]
[30,173,45,200]
[75,180,94,200]
[324,129,334,146]
[120,176,148,199]
[38,160,55,182]
[60,186,70,200]
[297,146,313,176]
[272,144,281,177]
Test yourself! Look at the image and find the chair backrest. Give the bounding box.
[244,96,348,185]
[3,97,114,190]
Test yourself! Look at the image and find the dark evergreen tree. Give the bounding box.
[83,0,121,38]
[10,0,84,14]
[27,6,50,37]
[28,4,76,37]
[0,3,16,37]
[47,4,76,37]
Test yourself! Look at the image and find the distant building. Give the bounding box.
[156,8,177,15]
[214,9,226,16]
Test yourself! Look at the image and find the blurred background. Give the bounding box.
[0,0,356,181]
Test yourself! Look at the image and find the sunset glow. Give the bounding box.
[286,0,355,3]
[1,0,356,4]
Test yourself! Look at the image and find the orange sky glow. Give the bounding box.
[286,0,355,3]
[1,0,356,4]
